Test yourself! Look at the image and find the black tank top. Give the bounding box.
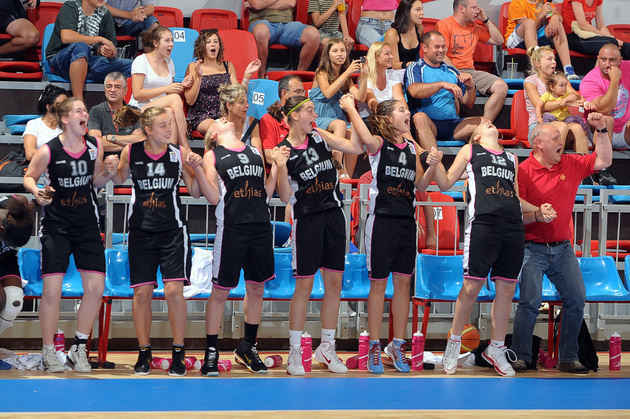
[398,26,422,64]
[466,144,522,222]
[127,141,186,232]
[213,144,269,226]
[368,138,416,218]
[278,132,343,219]
[41,135,99,234]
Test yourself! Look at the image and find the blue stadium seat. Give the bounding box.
[625,255,630,291]
[169,28,199,83]
[104,249,134,298]
[264,252,295,299]
[609,185,630,204]
[246,79,280,119]
[341,253,393,300]
[41,24,94,83]
[579,256,630,301]
[18,248,84,297]
[487,277,520,301]
[272,221,291,247]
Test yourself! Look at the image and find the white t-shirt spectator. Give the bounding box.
[22,117,63,149]
[358,69,403,118]
[128,54,176,109]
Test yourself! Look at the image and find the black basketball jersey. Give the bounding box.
[279,132,343,219]
[466,144,522,222]
[368,138,417,217]
[41,135,99,234]
[213,144,270,226]
[128,142,186,232]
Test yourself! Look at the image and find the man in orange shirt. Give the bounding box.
[436,0,507,122]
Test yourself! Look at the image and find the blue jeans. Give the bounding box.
[248,20,307,48]
[355,17,394,46]
[115,15,159,37]
[511,242,586,363]
[48,42,132,82]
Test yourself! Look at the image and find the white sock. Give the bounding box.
[563,64,572,71]
[490,339,504,350]
[43,344,54,350]
[289,330,302,348]
[75,331,89,341]
[0,317,12,335]
[449,334,461,342]
[393,338,405,346]
[321,328,335,343]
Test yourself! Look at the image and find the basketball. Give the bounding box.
[447,323,480,353]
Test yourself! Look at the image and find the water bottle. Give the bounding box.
[218,359,232,372]
[185,356,201,370]
[150,356,170,370]
[609,332,622,371]
[346,354,359,369]
[411,332,425,371]
[53,330,65,353]
[264,355,283,368]
[358,331,369,370]
[301,333,312,372]
[538,349,556,369]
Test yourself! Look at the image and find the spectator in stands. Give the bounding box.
[522,46,612,183]
[105,0,159,37]
[384,0,424,71]
[275,95,363,376]
[581,43,630,150]
[0,0,39,56]
[308,0,354,53]
[111,107,209,377]
[261,75,305,168]
[535,72,588,131]
[129,26,193,149]
[23,97,119,373]
[22,85,67,161]
[435,120,556,377]
[435,0,508,123]
[511,115,611,374]
[88,71,144,155]
[504,0,579,80]
[355,0,398,47]
[342,95,438,374]
[184,29,261,137]
[217,83,262,153]
[405,31,487,151]
[312,39,367,177]
[200,116,287,376]
[247,0,320,78]
[0,195,35,340]
[45,0,132,101]
[562,0,630,60]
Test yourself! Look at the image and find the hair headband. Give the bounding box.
[285,98,311,117]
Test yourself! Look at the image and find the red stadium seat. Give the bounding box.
[296,0,312,25]
[26,2,62,60]
[419,192,463,256]
[511,90,530,147]
[608,24,630,44]
[190,9,238,32]
[218,29,259,82]
[0,61,42,81]
[153,6,184,28]
[346,0,368,52]
[265,70,316,82]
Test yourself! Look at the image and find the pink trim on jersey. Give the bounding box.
[463,275,486,281]
[483,146,504,156]
[0,274,20,282]
[163,278,188,282]
[246,274,276,284]
[295,274,316,279]
[321,267,344,273]
[369,276,389,281]
[144,148,167,161]
[211,282,235,290]
[43,143,52,166]
[225,145,246,152]
[293,137,309,150]
[64,145,87,159]
[131,281,157,288]
[392,271,412,277]
[393,142,407,150]
[491,275,518,283]
[367,138,384,157]
[42,273,65,278]
[77,269,105,276]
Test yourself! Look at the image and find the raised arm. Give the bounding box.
[339,94,380,154]
[201,149,221,205]
[111,145,131,185]
[432,144,470,191]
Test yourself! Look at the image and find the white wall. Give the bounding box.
[41,0,629,25]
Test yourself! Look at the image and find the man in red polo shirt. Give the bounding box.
[511,113,612,374]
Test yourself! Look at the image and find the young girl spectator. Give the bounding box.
[344,95,437,374]
[22,85,67,161]
[384,0,425,71]
[218,84,262,153]
[524,46,589,155]
[23,98,119,373]
[112,107,209,376]
[355,0,398,47]
[129,26,193,148]
[433,120,555,377]
[308,0,354,53]
[536,72,588,131]
[562,0,630,59]
[199,117,288,376]
[184,29,262,137]
[311,39,367,176]
[275,95,363,376]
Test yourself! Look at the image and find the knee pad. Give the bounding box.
[1,286,24,322]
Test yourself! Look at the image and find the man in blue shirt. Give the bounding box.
[405,30,488,150]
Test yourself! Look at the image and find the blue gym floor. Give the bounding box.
[2,377,629,412]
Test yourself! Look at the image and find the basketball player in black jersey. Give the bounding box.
[341,94,439,374]
[24,98,119,373]
[275,95,363,375]
[199,117,289,376]
[430,120,556,377]
[112,107,211,376]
